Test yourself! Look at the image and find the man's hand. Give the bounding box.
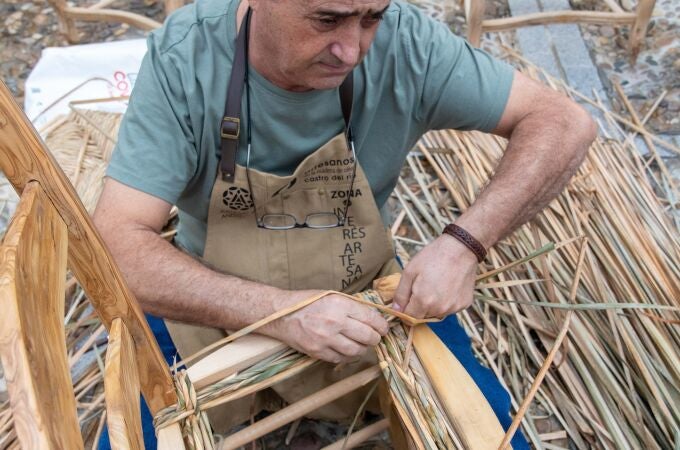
[264,292,390,364]
[393,235,478,319]
[392,72,596,321]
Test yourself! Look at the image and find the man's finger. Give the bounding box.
[316,348,346,364]
[343,318,382,346]
[348,307,389,336]
[393,272,414,312]
[331,334,368,358]
[403,285,429,319]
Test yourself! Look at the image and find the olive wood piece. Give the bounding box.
[373,274,509,449]
[0,80,177,414]
[413,326,508,449]
[157,423,185,449]
[105,318,144,450]
[187,334,287,390]
[0,181,84,449]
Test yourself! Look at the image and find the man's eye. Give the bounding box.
[318,17,338,25]
[362,14,384,25]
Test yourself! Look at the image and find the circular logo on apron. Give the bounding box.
[222,187,253,211]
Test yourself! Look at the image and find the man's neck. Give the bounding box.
[236,1,312,92]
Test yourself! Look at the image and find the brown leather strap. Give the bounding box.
[220,7,251,182]
[219,8,355,182]
[442,223,487,263]
[340,71,353,140]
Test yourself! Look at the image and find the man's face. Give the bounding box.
[249,0,391,91]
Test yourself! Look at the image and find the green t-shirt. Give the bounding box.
[107,0,514,256]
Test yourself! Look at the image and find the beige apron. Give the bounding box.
[166,132,398,431]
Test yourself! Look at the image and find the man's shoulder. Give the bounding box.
[149,0,235,55]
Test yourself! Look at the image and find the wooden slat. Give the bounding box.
[219,366,381,450]
[105,319,144,450]
[0,80,176,413]
[413,326,508,450]
[157,423,185,449]
[0,182,84,449]
[187,334,286,390]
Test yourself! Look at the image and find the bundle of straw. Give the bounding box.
[40,108,122,213]
[390,50,680,448]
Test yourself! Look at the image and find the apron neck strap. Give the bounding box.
[219,7,355,182]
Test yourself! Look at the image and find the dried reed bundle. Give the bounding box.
[41,108,122,213]
[360,289,464,449]
[390,49,680,448]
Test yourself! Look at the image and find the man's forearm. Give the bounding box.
[108,225,281,330]
[456,99,596,248]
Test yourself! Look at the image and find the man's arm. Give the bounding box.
[393,72,597,318]
[93,179,389,363]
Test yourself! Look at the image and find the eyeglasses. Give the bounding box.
[241,56,357,230]
[245,136,358,230]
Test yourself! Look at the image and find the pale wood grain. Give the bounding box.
[105,319,144,450]
[0,182,84,449]
[187,334,286,390]
[413,326,508,450]
[0,81,176,413]
[157,423,185,450]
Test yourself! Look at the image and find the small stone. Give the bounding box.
[33,13,48,26]
[614,35,628,49]
[4,11,23,35]
[600,26,615,38]
[672,59,680,71]
[31,33,43,40]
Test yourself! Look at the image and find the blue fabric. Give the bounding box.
[98,313,179,450]
[430,316,530,449]
[99,300,529,449]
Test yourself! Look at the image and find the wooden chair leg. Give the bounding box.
[465,0,486,47]
[105,319,144,450]
[46,0,80,43]
[629,0,655,62]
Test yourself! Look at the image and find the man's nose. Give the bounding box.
[329,27,361,67]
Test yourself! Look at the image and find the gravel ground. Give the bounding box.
[573,0,680,135]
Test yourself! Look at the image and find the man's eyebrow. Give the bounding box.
[315,4,390,18]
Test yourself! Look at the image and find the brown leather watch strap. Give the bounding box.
[442,223,486,263]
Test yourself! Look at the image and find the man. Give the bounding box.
[94,0,596,447]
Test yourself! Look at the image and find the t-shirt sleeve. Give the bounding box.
[412,15,515,132]
[106,34,197,205]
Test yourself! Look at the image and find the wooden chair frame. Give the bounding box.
[465,0,656,60]
[46,0,184,44]
[0,79,510,449]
